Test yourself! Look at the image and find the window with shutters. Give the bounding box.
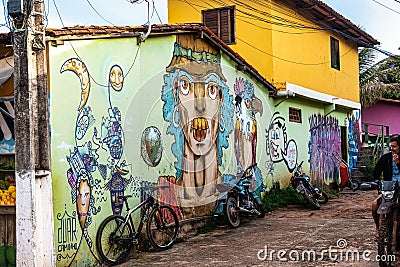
[202,6,236,44]
[289,107,302,123]
[330,37,340,70]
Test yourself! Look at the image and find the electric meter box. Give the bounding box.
[7,0,23,17]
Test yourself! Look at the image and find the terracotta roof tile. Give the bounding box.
[45,23,276,92]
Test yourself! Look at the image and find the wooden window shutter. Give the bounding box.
[203,10,220,37]
[220,9,231,43]
[202,6,236,44]
[330,37,340,70]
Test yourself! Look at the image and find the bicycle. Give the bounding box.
[96,185,180,265]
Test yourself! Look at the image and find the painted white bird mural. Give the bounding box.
[233,78,263,174]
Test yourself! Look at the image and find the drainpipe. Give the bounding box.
[276,90,295,98]
[274,90,295,107]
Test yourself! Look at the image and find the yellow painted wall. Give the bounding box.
[168,0,360,102]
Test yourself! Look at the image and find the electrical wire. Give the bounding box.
[184,0,399,60]
[51,0,142,88]
[153,2,163,24]
[372,0,400,15]
[237,36,353,66]
[85,0,115,26]
[236,14,319,34]
[181,0,351,65]
[207,0,320,30]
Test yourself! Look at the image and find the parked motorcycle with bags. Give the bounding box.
[290,161,329,210]
[217,164,265,228]
[377,180,400,267]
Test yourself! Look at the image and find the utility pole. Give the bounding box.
[9,0,55,265]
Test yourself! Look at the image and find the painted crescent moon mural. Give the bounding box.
[60,58,91,110]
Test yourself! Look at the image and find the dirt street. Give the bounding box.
[118,189,396,267]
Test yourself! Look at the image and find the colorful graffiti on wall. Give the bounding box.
[348,111,361,174]
[52,35,273,265]
[57,58,138,265]
[0,98,14,153]
[233,78,262,171]
[161,35,235,217]
[265,112,298,173]
[308,114,341,184]
[233,77,264,190]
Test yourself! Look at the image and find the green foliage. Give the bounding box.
[359,48,400,106]
[0,239,15,266]
[261,185,305,212]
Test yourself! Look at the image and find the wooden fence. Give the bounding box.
[0,206,16,246]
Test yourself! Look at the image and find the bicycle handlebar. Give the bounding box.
[117,185,170,202]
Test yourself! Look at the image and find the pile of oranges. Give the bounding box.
[0,185,16,206]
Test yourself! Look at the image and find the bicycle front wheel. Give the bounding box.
[146,205,179,250]
[96,215,133,265]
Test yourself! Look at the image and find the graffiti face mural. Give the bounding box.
[265,112,298,172]
[76,178,91,229]
[162,35,234,217]
[109,65,123,91]
[175,70,221,155]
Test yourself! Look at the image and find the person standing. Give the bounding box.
[371,135,400,238]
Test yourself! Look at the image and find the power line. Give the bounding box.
[372,0,400,15]
[51,0,142,88]
[153,2,163,24]
[202,0,400,60]
[237,36,353,66]
[85,0,115,26]
[181,0,363,65]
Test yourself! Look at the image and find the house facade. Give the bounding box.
[168,0,378,103]
[362,98,400,134]
[168,0,378,176]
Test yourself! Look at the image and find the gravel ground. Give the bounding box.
[111,189,397,267]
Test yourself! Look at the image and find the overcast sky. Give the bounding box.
[0,0,399,60]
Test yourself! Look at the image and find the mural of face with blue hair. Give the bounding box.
[161,36,234,216]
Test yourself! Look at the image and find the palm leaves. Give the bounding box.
[359,48,400,107]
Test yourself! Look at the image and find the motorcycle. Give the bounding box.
[217,164,265,228]
[377,180,400,267]
[290,161,329,210]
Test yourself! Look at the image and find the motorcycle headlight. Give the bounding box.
[382,190,395,200]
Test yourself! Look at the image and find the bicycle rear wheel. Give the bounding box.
[146,205,179,250]
[96,215,133,265]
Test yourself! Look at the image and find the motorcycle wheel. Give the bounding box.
[224,196,241,228]
[254,200,265,218]
[302,187,320,210]
[378,214,393,267]
[316,189,329,204]
[349,180,360,192]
